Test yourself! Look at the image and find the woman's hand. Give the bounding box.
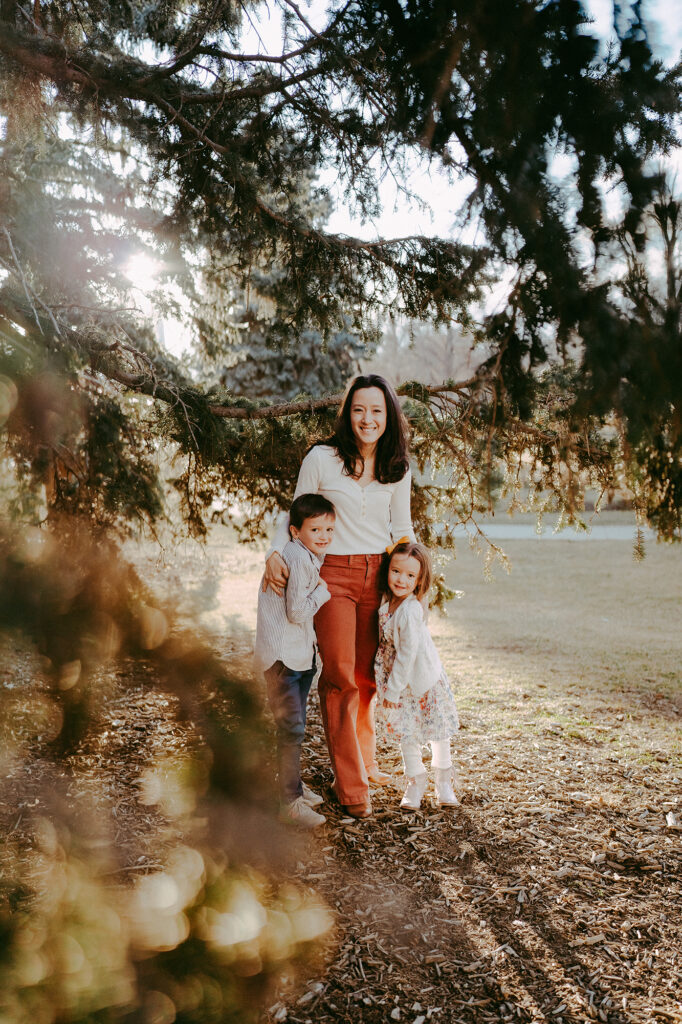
[262,551,289,595]
[382,698,402,709]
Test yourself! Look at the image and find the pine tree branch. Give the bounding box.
[419,29,466,148]
[0,287,478,417]
[207,379,480,419]
[196,39,324,65]
[140,0,224,82]
[0,292,611,469]
[0,25,328,106]
[0,24,480,311]
[192,0,353,67]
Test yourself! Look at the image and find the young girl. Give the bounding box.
[375,541,460,811]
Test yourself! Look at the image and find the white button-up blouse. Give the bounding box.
[271,444,415,556]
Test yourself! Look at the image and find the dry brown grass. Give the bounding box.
[433,537,682,771]
[2,521,681,1024]
[256,528,682,1024]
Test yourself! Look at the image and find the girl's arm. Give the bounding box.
[382,601,422,703]
[390,468,416,542]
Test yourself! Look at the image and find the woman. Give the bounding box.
[264,374,415,818]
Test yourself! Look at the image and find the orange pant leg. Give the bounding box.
[315,555,382,805]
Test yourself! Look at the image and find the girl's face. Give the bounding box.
[349,387,387,450]
[388,552,421,601]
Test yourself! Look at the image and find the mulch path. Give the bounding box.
[262,685,682,1024]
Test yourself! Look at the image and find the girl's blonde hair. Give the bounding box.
[380,541,433,599]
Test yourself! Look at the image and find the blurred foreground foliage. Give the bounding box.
[0,521,332,1023]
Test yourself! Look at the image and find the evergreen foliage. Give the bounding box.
[0,524,331,1023]
[1,0,680,543]
[1,2,682,1018]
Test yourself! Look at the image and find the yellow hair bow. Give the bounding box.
[385,536,410,555]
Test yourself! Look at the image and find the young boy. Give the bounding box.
[255,493,336,828]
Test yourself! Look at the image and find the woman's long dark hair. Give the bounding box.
[324,374,410,484]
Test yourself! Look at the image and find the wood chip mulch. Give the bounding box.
[2,536,681,1024]
[262,687,682,1024]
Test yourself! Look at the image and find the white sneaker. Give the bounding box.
[434,767,460,807]
[279,796,326,829]
[301,782,324,807]
[400,772,428,812]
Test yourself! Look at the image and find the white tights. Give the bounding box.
[400,737,452,777]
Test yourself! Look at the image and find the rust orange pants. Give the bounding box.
[315,553,383,805]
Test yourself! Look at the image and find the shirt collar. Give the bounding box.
[292,536,324,568]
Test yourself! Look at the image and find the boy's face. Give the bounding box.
[290,513,335,556]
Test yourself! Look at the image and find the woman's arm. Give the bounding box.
[268,513,293,561]
[390,468,416,542]
[262,550,288,594]
[266,447,323,557]
[263,448,323,593]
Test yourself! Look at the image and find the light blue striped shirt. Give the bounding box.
[254,538,330,674]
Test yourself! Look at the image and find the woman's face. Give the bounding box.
[349,386,387,449]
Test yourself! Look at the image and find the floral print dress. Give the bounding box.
[375,601,459,745]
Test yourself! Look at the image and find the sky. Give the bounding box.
[153,0,682,355]
[323,0,682,241]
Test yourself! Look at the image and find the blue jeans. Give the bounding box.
[264,658,316,804]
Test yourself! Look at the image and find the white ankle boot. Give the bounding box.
[400,772,428,811]
[434,767,460,807]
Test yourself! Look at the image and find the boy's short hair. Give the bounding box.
[380,540,433,599]
[289,493,336,530]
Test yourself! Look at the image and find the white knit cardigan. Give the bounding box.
[380,594,443,703]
